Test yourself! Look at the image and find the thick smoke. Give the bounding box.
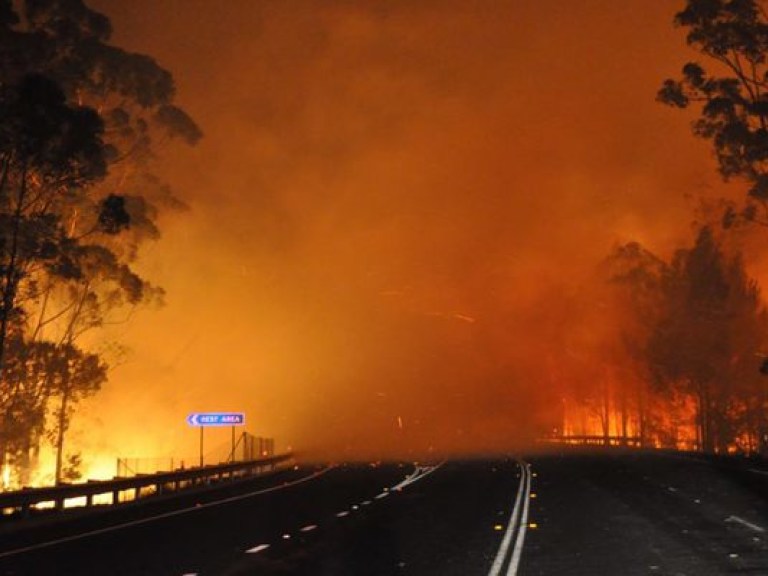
[75,0,746,464]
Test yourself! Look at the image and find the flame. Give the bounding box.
[561,387,700,452]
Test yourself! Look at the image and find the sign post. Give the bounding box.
[187,412,246,467]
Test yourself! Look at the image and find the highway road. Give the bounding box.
[0,451,766,575]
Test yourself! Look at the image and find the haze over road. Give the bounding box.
[0,451,766,575]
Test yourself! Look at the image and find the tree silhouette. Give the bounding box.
[659,0,768,226]
[0,1,199,485]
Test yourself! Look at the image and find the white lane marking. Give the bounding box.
[282,533,291,539]
[375,492,389,499]
[725,515,766,533]
[181,573,198,576]
[300,524,318,532]
[748,468,768,476]
[488,461,529,576]
[0,466,334,559]
[507,463,532,575]
[336,510,350,517]
[391,462,444,491]
[362,500,372,506]
[245,544,270,554]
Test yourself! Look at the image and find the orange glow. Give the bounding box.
[561,390,699,451]
[3,0,743,470]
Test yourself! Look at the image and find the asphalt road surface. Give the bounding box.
[521,451,768,575]
[0,451,766,575]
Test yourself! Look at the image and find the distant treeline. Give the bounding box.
[558,228,767,455]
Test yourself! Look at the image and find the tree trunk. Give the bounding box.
[637,383,647,448]
[54,382,70,485]
[0,161,27,385]
[697,382,714,453]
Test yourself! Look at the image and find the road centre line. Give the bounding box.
[508,463,532,575]
[0,466,333,559]
[488,461,530,576]
[725,515,766,533]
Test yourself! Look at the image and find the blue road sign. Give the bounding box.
[187,412,245,427]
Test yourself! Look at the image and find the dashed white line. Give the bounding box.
[0,466,334,560]
[725,515,766,533]
[238,462,445,570]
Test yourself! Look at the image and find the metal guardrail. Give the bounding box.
[0,453,294,518]
[539,435,643,447]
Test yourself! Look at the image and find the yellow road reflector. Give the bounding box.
[493,524,504,531]
[529,522,538,529]
[530,493,537,498]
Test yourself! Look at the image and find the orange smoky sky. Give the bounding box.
[72,0,749,463]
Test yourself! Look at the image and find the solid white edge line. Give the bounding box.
[725,515,766,533]
[488,461,528,576]
[0,466,334,559]
[507,463,532,575]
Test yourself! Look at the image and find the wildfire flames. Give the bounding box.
[3,0,768,492]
